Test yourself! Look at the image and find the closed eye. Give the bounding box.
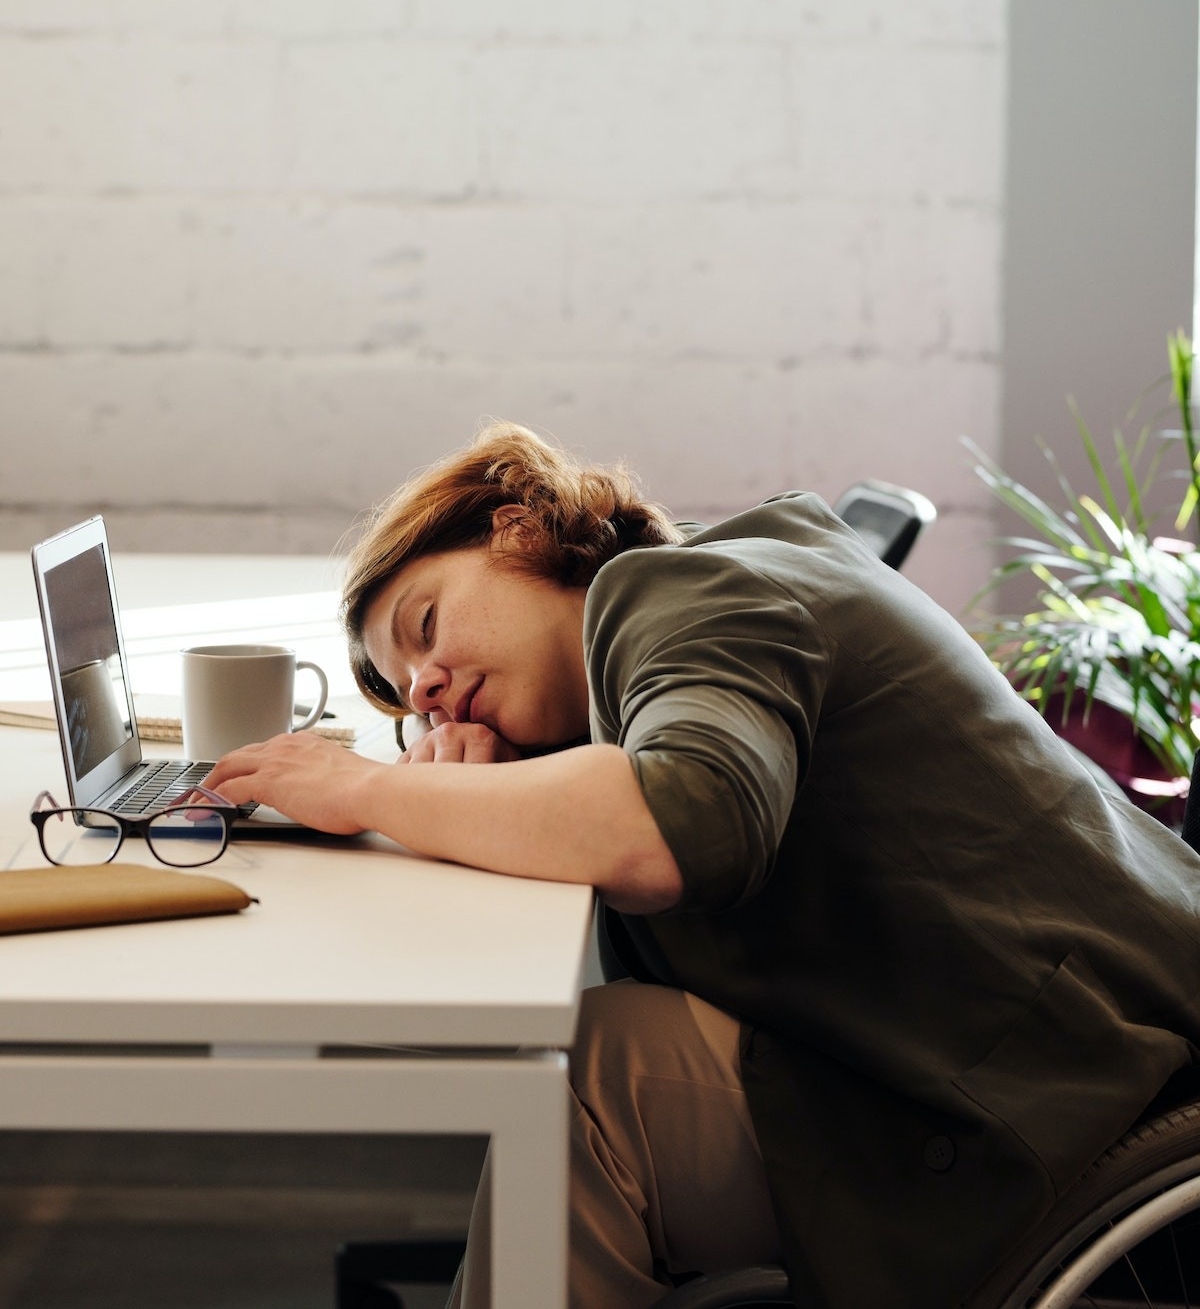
[420,602,435,648]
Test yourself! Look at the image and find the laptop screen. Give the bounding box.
[42,543,135,779]
[32,517,145,806]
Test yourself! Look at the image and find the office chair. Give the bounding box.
[831,478,937,570]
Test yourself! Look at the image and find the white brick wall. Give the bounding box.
[0,0,1005,612]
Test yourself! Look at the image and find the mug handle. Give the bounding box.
[291,661,330,731]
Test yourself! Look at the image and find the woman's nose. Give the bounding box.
[409,660,447,715]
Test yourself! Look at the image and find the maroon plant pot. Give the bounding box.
[1041,690,1188,827]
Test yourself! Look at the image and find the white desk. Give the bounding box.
[0,552,594,1309]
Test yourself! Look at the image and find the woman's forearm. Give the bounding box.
[354,742,684,913]
[204,733,683,912]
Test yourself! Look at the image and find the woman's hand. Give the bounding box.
[399,721,522,765]
[201,732,385,834]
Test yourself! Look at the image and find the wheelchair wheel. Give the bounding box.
[966,1099,1200,1308]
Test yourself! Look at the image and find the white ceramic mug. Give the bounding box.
[181,644,329,760]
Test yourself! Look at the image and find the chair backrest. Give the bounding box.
[833,479,937,570]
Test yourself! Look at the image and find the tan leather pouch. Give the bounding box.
[0,864,257,934]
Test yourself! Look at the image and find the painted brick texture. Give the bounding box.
[0,0,1005,611]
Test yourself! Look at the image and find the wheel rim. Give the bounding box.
[1029,1174,1200,1308]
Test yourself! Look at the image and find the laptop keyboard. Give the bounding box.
[110,761,216,815]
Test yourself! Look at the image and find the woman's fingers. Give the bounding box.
[399,721,521,765]
[199,733,378,833]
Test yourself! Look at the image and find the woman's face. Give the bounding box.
[361,526,591,751]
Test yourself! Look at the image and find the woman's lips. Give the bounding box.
[455,677,484,724]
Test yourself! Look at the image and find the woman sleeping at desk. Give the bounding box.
[201,421,1200,1309]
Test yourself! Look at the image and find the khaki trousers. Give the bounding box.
[449,978,783,1308]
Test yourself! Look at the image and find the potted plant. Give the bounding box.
[969,332,1200,813]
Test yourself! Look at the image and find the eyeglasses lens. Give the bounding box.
[146,806,228,867]
[39,810,123,866]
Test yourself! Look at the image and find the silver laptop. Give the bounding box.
[31,516,301,830]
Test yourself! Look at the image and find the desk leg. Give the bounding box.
[486,1057,569,1309]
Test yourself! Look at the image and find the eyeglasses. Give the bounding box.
[29,788,236,869]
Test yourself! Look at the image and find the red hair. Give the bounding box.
[340,421,682,715]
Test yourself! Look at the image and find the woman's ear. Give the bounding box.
[490,503,530,544]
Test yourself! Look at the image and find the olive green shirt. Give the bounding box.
[583,493,1200,1309]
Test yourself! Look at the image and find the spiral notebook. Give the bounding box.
[0,695,356,745]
